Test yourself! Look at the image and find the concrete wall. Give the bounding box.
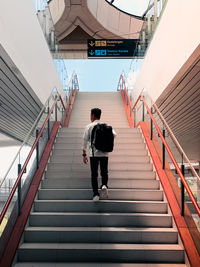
[0,0,65,104]
[132,0,200,102]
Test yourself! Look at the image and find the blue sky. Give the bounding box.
[65,59,131,92]
[65,59,143,92]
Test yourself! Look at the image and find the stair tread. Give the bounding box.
[39,189,161,192]
[35,200,166,203]
[19,243,183,250]
[25,227,177,232]
[14,263,187,267]
[30,212,171,216]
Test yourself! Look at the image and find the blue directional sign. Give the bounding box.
[88,39,139,58]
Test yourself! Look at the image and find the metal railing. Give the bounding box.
[120,74,200,218]
[117,74,134,126]
[0,82,77,237]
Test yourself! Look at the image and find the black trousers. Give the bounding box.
[90,157,108,195]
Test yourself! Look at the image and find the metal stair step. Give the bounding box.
[14,263,188,267]
[34,200,168,213]
[58,132,142,138]
[24,227,178,244]
[50,155,150,164]
[29,212,172,227]
[17,243,184,263]
[55,138,144,144]
[60,128,141,133]
[47,162,153,172]
[41,178,160,190]
[52,148,148,156]
[38,189,163,201]
[45,170,156,179]
[54,143,146,150]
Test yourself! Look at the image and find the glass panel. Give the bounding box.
[0,91,60,238]
[139,96,200,236]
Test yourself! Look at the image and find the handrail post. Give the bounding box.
[36,129,39,169]
[150,107,153,140]
[134,108,136,128]
[162,129,165,169]
[47,106,50,140]
[142,98,145,121]
[17,163,21,216]
[62,107,64,126]
[55,99,58,122]
[181,161,185,216]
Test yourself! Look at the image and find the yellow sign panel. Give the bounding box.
[95,41,107,47]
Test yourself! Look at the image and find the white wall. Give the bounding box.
[132,0,200,102]
[0,0,65,104]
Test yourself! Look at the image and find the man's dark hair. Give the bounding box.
[91,108,101,119]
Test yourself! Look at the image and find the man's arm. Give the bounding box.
[112,129,117,138]
[82,127,89,164]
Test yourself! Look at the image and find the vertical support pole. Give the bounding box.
[62,107,64,126]
[47,106,50,140]
[181,162,185,216]
[154,0,158,24]
[147,14,151,37]
[17,164,21,216]
[134,108,136,128]
[150,107,153,140]
[55,100,58,122]
[162,0,166,7]
[162,129,165,169]
[142,100,145,122]
[36,129,39,169]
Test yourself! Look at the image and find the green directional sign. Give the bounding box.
[88,39,139,58]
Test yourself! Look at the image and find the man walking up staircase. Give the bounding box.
[15,92,186,266]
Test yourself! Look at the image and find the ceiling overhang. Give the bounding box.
[49,0,144,58]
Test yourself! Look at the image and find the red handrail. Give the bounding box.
[0,96,62,226]
[59,95,67,110]
[133,92,200,217]
[132,94,142,111]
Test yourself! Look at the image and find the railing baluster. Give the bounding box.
[150,107,153,140]
[47,106,50,140]
[162,129,165,169]
[36,129,39,169]
[55,99,58,121]
[17,163,21,216]
[142,100,145,121]
[181,159,185,216]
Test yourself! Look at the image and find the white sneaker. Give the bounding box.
[101,185,108,199]
[93,195,100,202]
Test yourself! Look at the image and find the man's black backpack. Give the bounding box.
[91,123,114,155]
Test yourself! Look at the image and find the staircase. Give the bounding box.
[14,92,187,266]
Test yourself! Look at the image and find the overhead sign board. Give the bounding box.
[88,39,139,58]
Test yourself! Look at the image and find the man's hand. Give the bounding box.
[83,155,88,164]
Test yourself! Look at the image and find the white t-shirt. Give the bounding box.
[82,120,117,157]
